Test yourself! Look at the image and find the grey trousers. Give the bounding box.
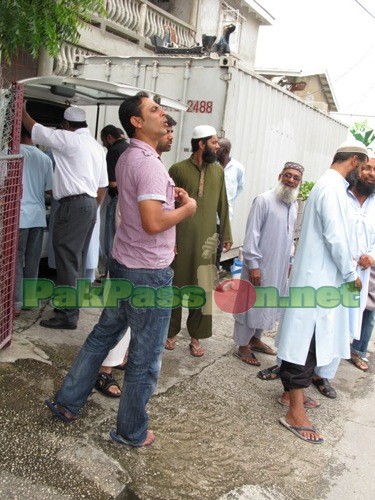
[15,227,44,309]
[53,196,97,323]
[233,320,263,346]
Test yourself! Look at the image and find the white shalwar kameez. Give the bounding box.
[233,188,297,345]
[346,190,375,339]
[314,189,375,380]
[85,207,101,282]
[276,170,358,367]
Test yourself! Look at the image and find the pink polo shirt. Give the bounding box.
[112,138,175,269]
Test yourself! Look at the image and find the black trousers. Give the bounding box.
[279,333,317,391]
[53,196,97,323]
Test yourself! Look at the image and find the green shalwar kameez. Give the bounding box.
[168,156,232,339]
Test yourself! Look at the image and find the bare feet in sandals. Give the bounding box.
[249,338,276,356]
[234,346,260,366]
[165,337,177,350]
[279,416,324,444]
[349,353,369,372]
[110,429,155,447]
[278,390,321,409]
[257,365,280,380]
[280,389,324,444]
[95,370,121,397]
[189,338,205,357]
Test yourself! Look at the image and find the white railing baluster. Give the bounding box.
[54,0,197,74]
[54,44,97,77]
[104,0,195,47]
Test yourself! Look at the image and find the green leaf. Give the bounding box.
[298,181,315,201]
[0,0,106,62]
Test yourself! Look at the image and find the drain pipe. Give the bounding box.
[175,60,191,162]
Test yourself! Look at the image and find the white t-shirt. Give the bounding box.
[32,124,108,200]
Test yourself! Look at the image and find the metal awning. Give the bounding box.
[18,76,188,111]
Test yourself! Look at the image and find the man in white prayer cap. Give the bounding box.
[22,105,108,329]
[165,125,232,356]
[276,139,369,444]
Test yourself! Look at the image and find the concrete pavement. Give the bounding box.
[0,302,374,499]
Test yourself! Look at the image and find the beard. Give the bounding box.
[275,182,299,204]
[202,146,217,164]
[346,169,359,186]
[355,178,375,196]
[157,142,172,153]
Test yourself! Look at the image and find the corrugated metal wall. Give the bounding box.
[222,65,348,248]
[79,56,349,249]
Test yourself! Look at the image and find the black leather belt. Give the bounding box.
[59,193,94,202]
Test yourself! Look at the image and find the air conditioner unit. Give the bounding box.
[219,55,236,68]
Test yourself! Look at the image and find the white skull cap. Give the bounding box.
[192,125,217,139]
[336,140,368,156]
[63,106,86,122]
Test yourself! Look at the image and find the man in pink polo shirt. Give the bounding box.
[45,92,196,448]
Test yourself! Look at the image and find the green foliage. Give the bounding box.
[0,0,106,63]
[298,181,315,201]
[350,120,375,149]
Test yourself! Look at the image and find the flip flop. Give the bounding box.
[234,350,260,366]
[250,343,277,355]
[189,343,205,357]
[165,338,176,351]
[110,430,155,447]
[257,365,280,380]
[312,378,337,399]
[45,400,78,424]
[279,416,324,444]
[277,395,321,409]
[348,355,369,372]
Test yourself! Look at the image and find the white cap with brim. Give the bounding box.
[63,106,86,122]
[192,125,217,139]
[336,140,369,156]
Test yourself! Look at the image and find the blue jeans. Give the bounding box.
[104,195,117,275]
[351,308,375,357]
[15,227,44,309]
[55,258,173,446]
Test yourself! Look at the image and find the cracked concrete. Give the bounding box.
[1,304,375,499]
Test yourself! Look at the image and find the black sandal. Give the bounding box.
[312,377,337,399]
[95,372,121,398]
[257,365,280,380]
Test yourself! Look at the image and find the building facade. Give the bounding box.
[4,0,273,82]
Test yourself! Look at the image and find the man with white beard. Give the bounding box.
[233,162,304,366]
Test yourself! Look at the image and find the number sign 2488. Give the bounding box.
[187,100,213,113]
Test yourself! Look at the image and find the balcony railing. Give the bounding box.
[54,44,99,77]
[102,0,196,48]
[54,0,196,76]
